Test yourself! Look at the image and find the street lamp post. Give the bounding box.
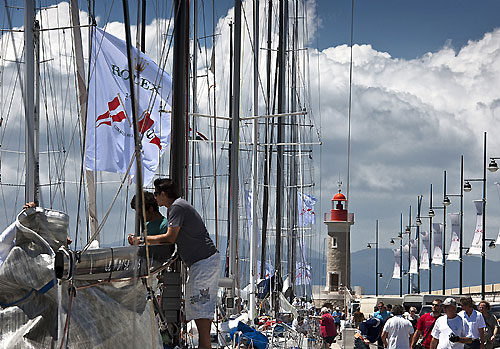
[463,132,490,300]
[390,215,405,297]
[445,155,464,294]
[428,184,434,293]
[442,171,449,295]
[368,220,383,296]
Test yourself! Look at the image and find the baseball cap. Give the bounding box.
[442,298,456,306]
[336,307,340,310]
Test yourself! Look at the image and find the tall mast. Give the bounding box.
[190,0,198,204]
[274,0,287,315]
[288,0,299,297]
[70,0,99,241]
[171,0,189,196]
[260,0,273,282]
[229,0,242,295]
[249,0,259,322]
[24,0,39,204]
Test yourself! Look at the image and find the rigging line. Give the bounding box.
[346,0,354,209]
[241,2,269,112]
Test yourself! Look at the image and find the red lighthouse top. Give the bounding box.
[330,189,348,221]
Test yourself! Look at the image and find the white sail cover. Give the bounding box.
[420,231,430,270]
[0,208,161,348]
[409,239,418,274]
[86,28,172,185]
[432,223,443,265]
[392,248,401,279]
[447,213,460,261]
[469,200,483,255]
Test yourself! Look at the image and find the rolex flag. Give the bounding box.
[468,200,483,255]
[298,192,317,226]
[420,231,430,270]
[86,28,172,185]
[392,248,401,279]
[447,213,460,261]
[409,239,418,274]
[432,223,443,265]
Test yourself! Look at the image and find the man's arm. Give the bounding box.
[128,226,180,245]
[479,327,485,348]
[381,331,388,347]
[429,337,438,349]
[411,329,422,347]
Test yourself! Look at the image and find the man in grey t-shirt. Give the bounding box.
[129,178,219,349]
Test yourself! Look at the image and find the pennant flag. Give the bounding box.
[495,183,500,246]
[468,200,483,255]
[295,262,312,285]
[85,28,172,185]
[420,231,430,270]
[409,239,418,274]
[298,192,317,226]
[392,248,401,279]
[447,213,460,261]
[432,223,443,265]
[256,261,274,279]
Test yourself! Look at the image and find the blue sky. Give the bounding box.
[315,0,500,59]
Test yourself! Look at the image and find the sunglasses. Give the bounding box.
[153,191,161,196]
[432,303,441,306]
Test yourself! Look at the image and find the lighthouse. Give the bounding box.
[317,186,354,307]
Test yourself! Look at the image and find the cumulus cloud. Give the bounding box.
[2,0,500,279]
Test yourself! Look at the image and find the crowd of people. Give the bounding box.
[353,297,500,349]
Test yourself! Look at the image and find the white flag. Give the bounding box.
[409,239,418,274]
[495,183,500,246]
[392,248,401,279]
[432,223,443,265]
[295,262,312,285]
[86,28,172,185]
[447,213,460,261]
[298,192,317,226]
[469,200,483,255]
[420,231,430,270]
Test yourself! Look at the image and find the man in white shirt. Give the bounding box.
[459,297,486,349]
[430,298,472,349]
[381,304,414,349]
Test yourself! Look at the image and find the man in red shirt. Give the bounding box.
[313,307,337,348]
[411,299,443,349]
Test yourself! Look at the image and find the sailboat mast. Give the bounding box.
[190,0,198,204]
[24,0,39,204]
[260,0,272,280]
[274,0,287,315]
[289,0,299,297]
[171,0,189,196]
[70,0,99,241]
[250,0,259,322]
[229,0,242,296]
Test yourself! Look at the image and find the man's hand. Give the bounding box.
[449,334,460,343]
[128,234,142,245]
[23,202,36,209]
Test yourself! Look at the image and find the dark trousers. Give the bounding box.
[354,338,370,349]
[464,339,481,349]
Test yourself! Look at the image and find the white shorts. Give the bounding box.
[185,252,220,321]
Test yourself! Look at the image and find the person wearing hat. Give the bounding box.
[411,299,443,349]
[311,307,337,348]
[458,296,486,349]
[332,306,343,340]
[430,297,472,349]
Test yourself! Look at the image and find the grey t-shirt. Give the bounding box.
[167,198,216,267]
